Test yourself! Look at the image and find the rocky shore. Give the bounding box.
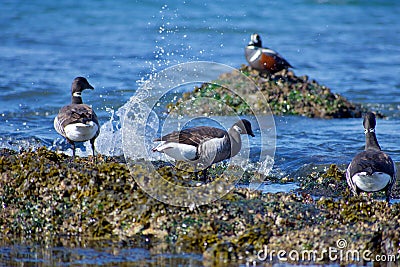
[0,66,395,265]
[1,148,399,265]
[168,65,371,119]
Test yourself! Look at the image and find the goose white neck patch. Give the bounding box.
[364,128,375,134]
[232,125,242,134]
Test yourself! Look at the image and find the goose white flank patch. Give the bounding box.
[153,142,198,162]
[63,121,99,142]
[245,33,292,73]
[346,112,396,202]
[54,77,100,160]
[152,119,255,182]
[351,172,391,192]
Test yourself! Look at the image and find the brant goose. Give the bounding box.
[54,77,100,160]
[346,112,396,202]
[245,33,292,73]
[152,119,255,181]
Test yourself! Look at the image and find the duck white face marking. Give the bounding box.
[73,92,82,97]
[352,172,391,192]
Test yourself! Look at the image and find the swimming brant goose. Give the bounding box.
[245,33,292,73]
[54,77,100,160]
[346,112,396,202]
[152,119,255,181]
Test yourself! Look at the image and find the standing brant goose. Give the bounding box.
[152,119,255,181]
[245,33,292,74]
[54,77,100,160]
[346,112,396,202]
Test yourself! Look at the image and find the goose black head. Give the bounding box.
[234,119,255,137]
[71,77,94,95]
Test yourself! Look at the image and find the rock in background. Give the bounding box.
[169,65,369,119]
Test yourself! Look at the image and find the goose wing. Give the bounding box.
[54,104,100,138]
[155,126,227,147]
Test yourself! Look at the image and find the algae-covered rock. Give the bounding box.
[0,148,399,265]
[168,65,372,118]
[297,163,400,200]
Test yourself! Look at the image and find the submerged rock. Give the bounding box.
[0,148,399,265]
[168,65,375,118]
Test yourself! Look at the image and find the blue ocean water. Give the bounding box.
[1,0,400,174]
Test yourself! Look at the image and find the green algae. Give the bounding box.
[297,164,350,198]
[167,65,372,119]
[298,163,400,200]
[1,148,399,265]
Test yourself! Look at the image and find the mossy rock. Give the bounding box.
[168,65,377,118]
[1,148,399,265]
[296,163,400,200]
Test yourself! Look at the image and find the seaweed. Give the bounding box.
[0,149,399,265]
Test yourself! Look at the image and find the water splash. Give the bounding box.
[92,5,200,158]
[94,87,157,158]
[94,108,123,156]
[146,4,195,73]
[119,62,276,207]
[0,136,44,152]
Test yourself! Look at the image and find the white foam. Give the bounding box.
[94,108,123,156]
